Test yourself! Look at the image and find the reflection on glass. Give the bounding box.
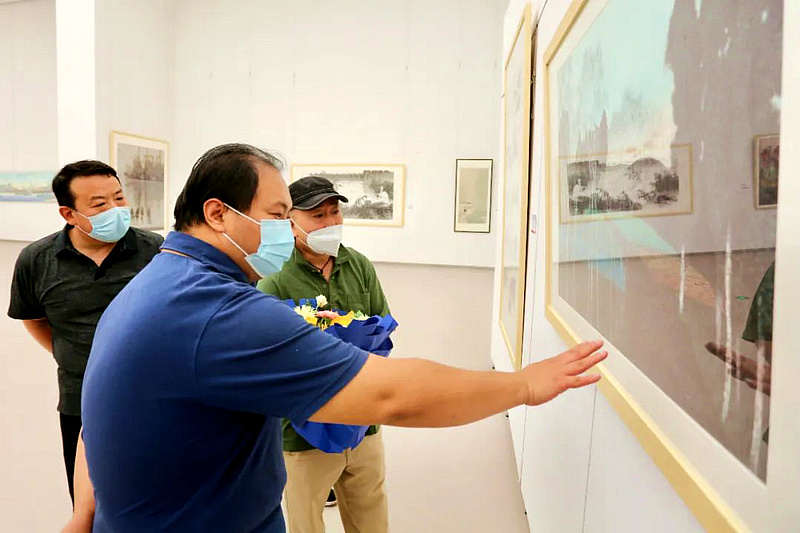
[553,0,782,480]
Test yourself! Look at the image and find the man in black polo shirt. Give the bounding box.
[7,160,163,504]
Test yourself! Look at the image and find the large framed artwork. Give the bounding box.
[291,165,405,227]
[499,4,532,371]
[454,159,493,233]
[110,132,169,231]
[545,0,792,531]
[754,134,779,209]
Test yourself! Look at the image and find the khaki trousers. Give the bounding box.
[283,432,388,533]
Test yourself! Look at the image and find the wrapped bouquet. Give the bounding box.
[287,295,398,453]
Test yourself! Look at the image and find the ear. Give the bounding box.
[289,214,303,239]
[203,199,227,232]
[59,206,79,226]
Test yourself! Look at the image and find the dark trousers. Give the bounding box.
[59,413,82,505]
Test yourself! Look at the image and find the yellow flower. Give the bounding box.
[330,311,355,328]
[295,305,317,325]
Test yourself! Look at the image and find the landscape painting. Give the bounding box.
[454,159,493,233]
[0,172,55,202]
[291,165,405,227]
[560,144,692,222]
[111,132,168,231]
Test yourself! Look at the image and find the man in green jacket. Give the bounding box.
[258,176,390,533]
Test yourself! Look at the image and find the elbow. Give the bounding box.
[371,388,420,426]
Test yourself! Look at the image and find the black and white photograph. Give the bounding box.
[560,144,693,223]
[291,165,405,227]
[111,132,168,231]
[454,159,493,233]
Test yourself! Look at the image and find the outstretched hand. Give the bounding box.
[704,342,772,395]
[521,340,607,406]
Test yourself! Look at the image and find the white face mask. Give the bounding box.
[295,223,343,257]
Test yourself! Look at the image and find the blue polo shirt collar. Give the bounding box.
[161,231,249,284]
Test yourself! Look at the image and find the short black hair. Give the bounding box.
[173,143,284,231]
[52,160,119,208]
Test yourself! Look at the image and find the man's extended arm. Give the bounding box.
[310,341,606,427]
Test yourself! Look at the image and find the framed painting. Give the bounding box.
[559,144,693,223]
[544,0,794,531]
[290,164,405,227]
[110,132,169,231]
[454,159,493,233]
[754,134,779,209]
[0,171,55,202]
[498,4,532,371]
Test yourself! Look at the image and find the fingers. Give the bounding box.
[567,350,607,375]
[569,373,601,389]
[705,342,727,360]
[565,340,604,363]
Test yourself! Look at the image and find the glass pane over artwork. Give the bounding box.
[550,0,782,480]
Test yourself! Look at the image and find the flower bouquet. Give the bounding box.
[287,295,398,453]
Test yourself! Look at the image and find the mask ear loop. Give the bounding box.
[221,232,249,257]
[223,202,260,226]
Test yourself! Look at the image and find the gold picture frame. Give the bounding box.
[498,4,532,371]
[110,131,169,232]
[542,0,784,531]
[290,164,405,227]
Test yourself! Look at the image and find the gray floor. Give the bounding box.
[320,418,529,533]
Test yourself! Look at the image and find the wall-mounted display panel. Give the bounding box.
[499,4,532,370]
[544,0,792,531]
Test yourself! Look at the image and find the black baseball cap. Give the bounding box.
[289,176,349,210]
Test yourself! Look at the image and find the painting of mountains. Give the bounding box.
[560,144,692,222]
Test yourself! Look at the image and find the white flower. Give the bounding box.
[316,295,328,308]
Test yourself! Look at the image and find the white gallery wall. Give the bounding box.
[94,0,175,165]
[170,0,506,267]
[0,0,60,242]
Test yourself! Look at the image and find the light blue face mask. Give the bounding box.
[222,204,295,278]
[75,206,132,243]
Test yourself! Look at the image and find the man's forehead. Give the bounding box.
[70,174,121,194]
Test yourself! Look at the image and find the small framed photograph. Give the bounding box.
[454,159,493,233]
[290,164,405,227]
[110,131,169,231]
[754,134,779,209]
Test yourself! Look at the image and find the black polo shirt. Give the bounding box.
[8,225,163,416]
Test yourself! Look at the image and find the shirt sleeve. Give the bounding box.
[742,262,775,343]
[7,248,46,320]
[366,261,390,316]
[193,289,369,422]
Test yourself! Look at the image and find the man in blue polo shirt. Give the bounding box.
[68,143,607,532]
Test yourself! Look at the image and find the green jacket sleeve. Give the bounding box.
[365,262,390,317]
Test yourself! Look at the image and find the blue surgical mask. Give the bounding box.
[222,204,295,278]
[75,206,132,243]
